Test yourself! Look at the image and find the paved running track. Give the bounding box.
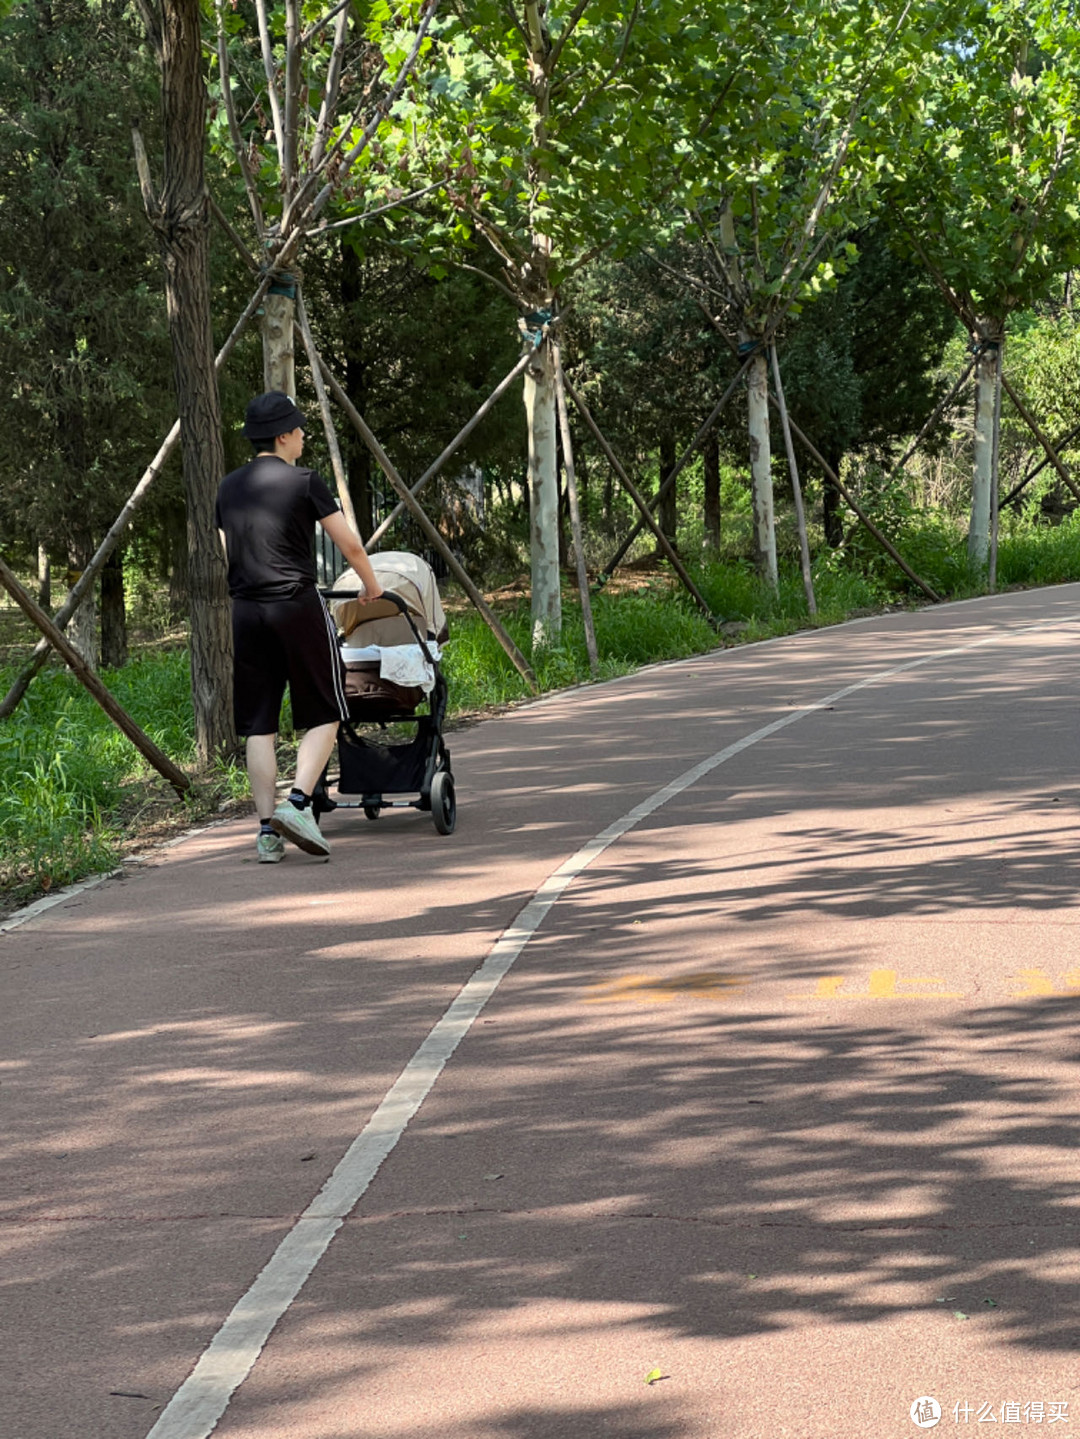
[4,586,1080,1439]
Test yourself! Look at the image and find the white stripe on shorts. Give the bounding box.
[320,596,350,719]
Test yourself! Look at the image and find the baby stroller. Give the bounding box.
[315,551,456,834]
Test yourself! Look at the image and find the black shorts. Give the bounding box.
[231,587,348,737]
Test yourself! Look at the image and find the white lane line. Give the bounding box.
[145,611,1078,1439]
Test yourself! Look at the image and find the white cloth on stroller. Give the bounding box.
[340,642,443,694]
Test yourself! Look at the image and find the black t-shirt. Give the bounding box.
[215,456,339,599]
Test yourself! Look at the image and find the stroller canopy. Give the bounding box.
[332,551,448,645]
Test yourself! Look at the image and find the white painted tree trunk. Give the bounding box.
[262,289,296,395]
[747,348,777,588]
[37,543,51,608]
[969,334,1001,569]
[525,339,561,646]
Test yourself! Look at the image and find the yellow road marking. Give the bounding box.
[584,971,751,1004]
[787,969,965,1000]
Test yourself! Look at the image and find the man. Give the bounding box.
[216,391,383,862]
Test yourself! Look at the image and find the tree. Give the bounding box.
[400,0,687,642]
[0,0,173,665]
[136,0,235,763]
[889,0,1080,568]
[778,224,959,544]
[667,0,953,587]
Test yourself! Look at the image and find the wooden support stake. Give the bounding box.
[0,557,192,796]
[1000,372,1080,507]
[0,272,273,721]
[295,292,360,536]
[887,355,976,484]
[770,396,942,604]
[366,351,534,548]
[313,351,539,693]
[1001,420,1080,509]
[989,358,1003,593]
[562,374,718,626]
[553,343,599,676]
[600,356,752,581]
[770,344,816,615]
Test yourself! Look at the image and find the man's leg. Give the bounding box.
[245,733,278,820]
[294,721,340,797]
[270,590,345,857]
[269,722,338,858]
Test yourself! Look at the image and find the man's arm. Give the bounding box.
[319,510,384,601]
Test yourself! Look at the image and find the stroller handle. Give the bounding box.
[322,586,408,613]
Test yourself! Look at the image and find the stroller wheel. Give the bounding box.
[363,801,381,821]
[431,771,456,836]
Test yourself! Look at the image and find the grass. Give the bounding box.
[5,518,1080,909]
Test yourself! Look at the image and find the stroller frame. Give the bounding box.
[313,590,456,835]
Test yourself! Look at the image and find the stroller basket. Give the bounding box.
[338,715,438,797]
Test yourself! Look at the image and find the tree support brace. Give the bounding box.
[362,351,534,549]
[0,270,275,721]
[0,557,192,796]
[1001,420,1080,510]
[294,292,360,536]
[598,354,754,584]
[553,341,600,676]
[769,345,816,615]
[769,395,942,605]
[561,374,718,627]
[311,348,540,694]
[1000,373,1080,508]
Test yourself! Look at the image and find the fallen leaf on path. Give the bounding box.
[953,1311,969,1321]
[644,1368,664,1385]
[483,1173,504,1181]
[983,1298,998,1307]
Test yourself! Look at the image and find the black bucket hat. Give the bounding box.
[243,391,307,441]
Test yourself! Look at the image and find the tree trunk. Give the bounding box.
[525,338,561,644]
[165,499,189,620]
[66,545,97,669]
[262,281,296,395]
[37,544,51,608]
[969,331,1002,570]
[747,348,777,587]
[143,0,235,763]
[823,447,844,547]
[658,434,677,552]
[100,548,128,669]
[522,1,560,645]
[557,453,569,571]
[703,435,720,549]
[341,242,375,538]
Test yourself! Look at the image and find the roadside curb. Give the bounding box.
[0,817,233,934]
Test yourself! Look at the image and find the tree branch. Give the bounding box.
[305,181,447,236]
[253,0,286,171]
[209,193,261,271]
[546,0,590,75]
[307,0,353,174]
[131,123,161,221]
[215,0,266,236]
